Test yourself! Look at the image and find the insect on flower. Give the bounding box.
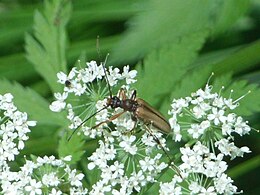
[66,49,182,177]
[67,55,171,140]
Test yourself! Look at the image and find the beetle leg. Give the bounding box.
[130,90,137,100]
[119,88,127,100]
[129,120,138,134]
[144,124,182,178]
[92,111,126,129]
[144,124,168,154]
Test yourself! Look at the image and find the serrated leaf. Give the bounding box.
[112,0,213,63]
[0,79,65,125]
[111,0,247,64]
[25,0,72,93]
[58,134,85,165]
[160,66,213,116]
[134,31,208,108]
[171,66,212,98]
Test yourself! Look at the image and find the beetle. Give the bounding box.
[66,56,182,177]
[90,88,171,134]
[67,61,171,140]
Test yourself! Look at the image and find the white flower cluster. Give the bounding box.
[0,93,36,168]
[0,93,88,194]
[0,155,88,195]
[161,84,253,194]
[50,61,137,113]
[50,61,174,194]
[169,84,251,159]
[88,136,168,194]
[160,142,240,195]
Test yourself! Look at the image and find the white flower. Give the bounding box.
[214,173,238,194]
[187,124,204,139]
[193,105,206,118]
[21,160,37,175]
[110,161,124,179]
[215,139,251,159]
[159,179,182,195]
[121,65,137,84]
[189,181,202,193]
[139,157,156,172]
[224,98,238,110]
[129,171,146,192]
[49,188,62,195]
[49,61,254,194]
[69,170,84,187]
[234,116,251,135]
[207,107,226,125]
[57,68,76,84]
[119,135,138,155]
[141,133,157,148]
[199,186,216,195]
[42,173,60,187]
[49,92,68,112]
[25,179,42,195]
[213,96,224,108]
[108,66,121,86]
[96,64,105,80]
[80,67,96,83]
[88,141,115,170]
[89,180,111,195]
[169,118,182,142]
[0,155,88,194]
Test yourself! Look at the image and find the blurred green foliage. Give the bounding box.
[0,0,259,193]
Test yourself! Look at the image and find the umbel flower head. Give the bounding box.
[168,83,251,160]
[50,60,173,194]
[0,155,88,195]
[0,93,36,168]
[163,82,252,194]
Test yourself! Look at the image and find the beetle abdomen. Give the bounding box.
[135,106,171,134]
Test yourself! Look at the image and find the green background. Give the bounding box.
[0,0,259,194]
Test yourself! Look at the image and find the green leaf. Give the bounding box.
[160,65,212,116]
[0,53,35,81]
[210,0,250,36]
[212,39,260,76]
[112,0,213,63]
[134,31,208,109]
[20,135,57,157]
[25,0,72,93]
[228,155,260,179]
[0,79,65,125]
[111,0,248,64]
[171,66,213,99]
[58,133,85,165]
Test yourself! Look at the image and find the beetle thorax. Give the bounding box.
[108,96,121,109]
[122,99,139,112]
[107,96,139,112]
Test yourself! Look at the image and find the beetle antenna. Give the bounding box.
[96,36,112,98]
[96,35,102,64]
[102,54,112,98]
[67,105,109,141]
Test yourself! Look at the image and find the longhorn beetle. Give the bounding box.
[67,56,171,139]
[67,45,181,177]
